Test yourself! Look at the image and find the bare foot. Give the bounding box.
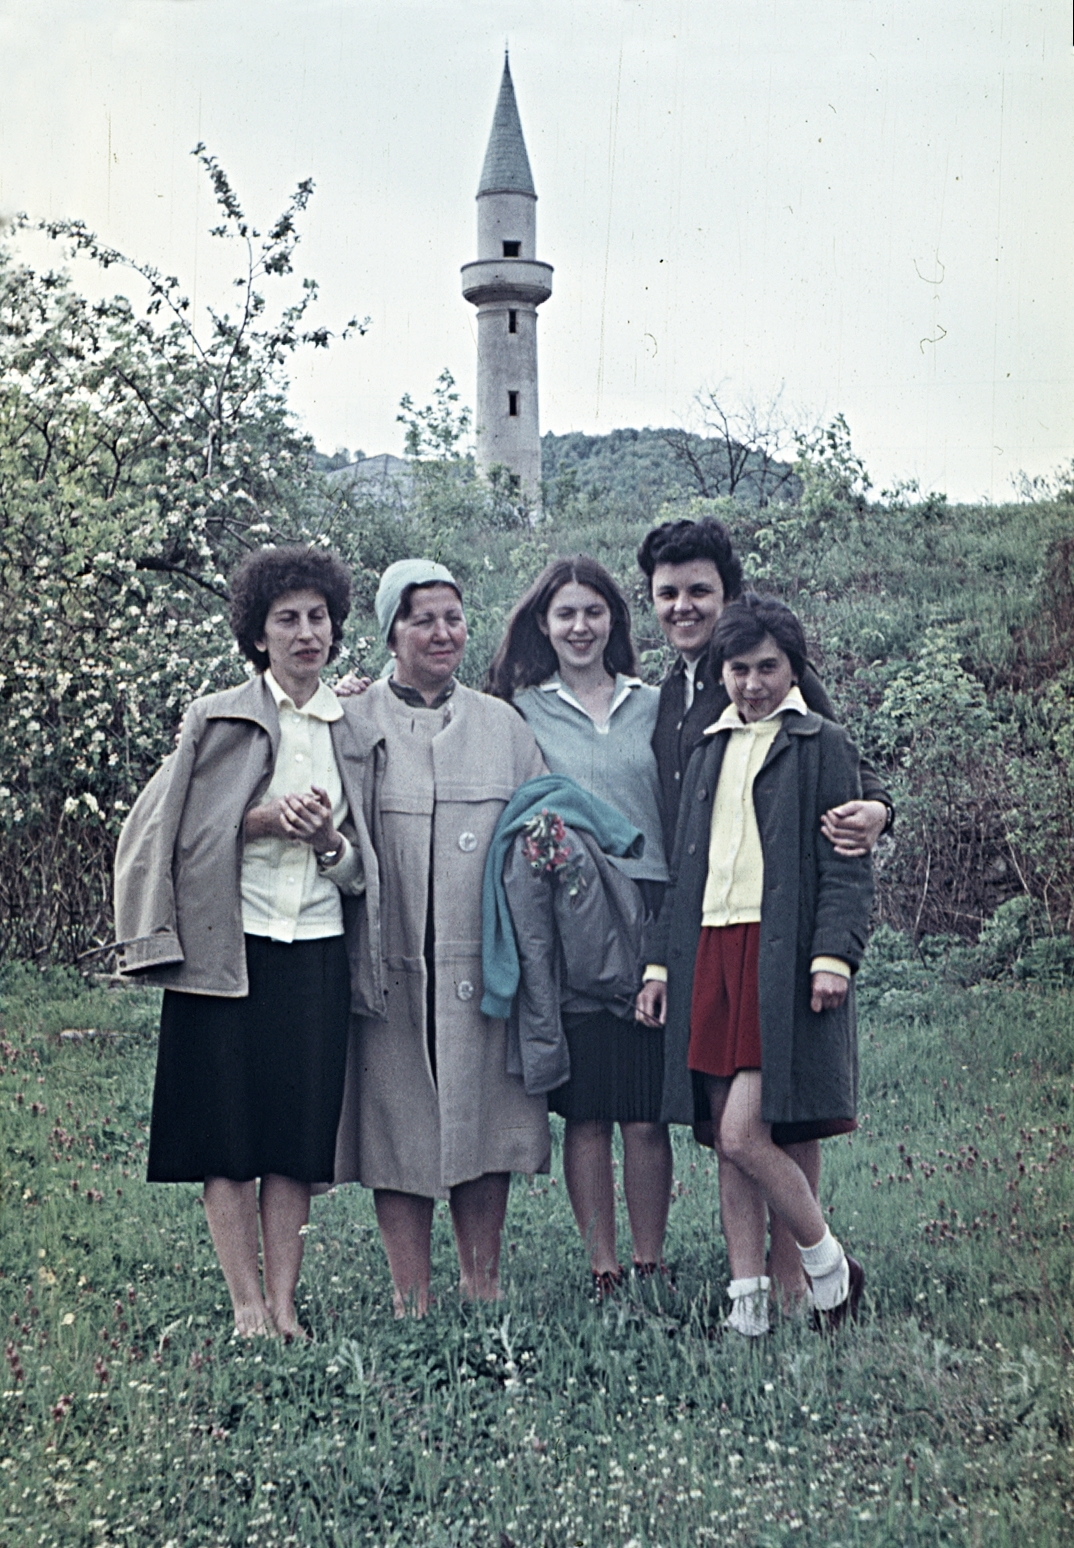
[458,1279,504,1304]
[232,1300,275,1339]
[266,1300,307,1341]
[392,1285,431,1318]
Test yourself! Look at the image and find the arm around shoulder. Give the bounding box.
[810,722,874,971]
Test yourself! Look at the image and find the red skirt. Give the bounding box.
[687,922,857,1143]
[688,923,762,1078]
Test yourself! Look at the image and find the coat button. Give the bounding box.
[697,787,708,801]
[687,843,697,855]
[456,980,475,1000]
[696,681,704,691]
[458,831,478,852]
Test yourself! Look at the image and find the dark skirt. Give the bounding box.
[548,1009,665,1124]
[687,923,857,1145]
[146,933,351,1184]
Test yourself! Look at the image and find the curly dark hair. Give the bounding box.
[710,592,808,682]
[229,545,352,670]
[485,556,638,700]
[636,516,744,601]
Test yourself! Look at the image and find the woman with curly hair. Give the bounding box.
[114,544,382,1339]
[486,557,673,1297]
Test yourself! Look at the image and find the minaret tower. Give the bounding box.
[461,55,552,504]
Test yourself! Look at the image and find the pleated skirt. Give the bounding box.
[146,933,351,1184]
[547,1009,665,1123]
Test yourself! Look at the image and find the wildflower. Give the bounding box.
[4,1343,24,1383]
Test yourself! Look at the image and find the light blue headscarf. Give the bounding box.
[374,559,460,643]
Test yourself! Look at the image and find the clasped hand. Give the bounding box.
[244,785,341,854]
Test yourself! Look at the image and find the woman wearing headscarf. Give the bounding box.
[114,545,381,1339]
[334,560,549,1315]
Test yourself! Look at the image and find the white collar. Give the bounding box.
[263,670,343,722]
[539,673,642,724]
[703,683,810,736]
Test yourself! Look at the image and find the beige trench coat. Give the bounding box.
[334,681,550,1197]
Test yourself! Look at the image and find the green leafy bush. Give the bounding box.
[0,154,395,961]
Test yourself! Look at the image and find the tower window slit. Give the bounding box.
[508,391,519,417]
[508,309,518,334]
[502,241,521,257]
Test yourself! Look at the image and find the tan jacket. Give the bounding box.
[113,673,384,1014]
[334,681,550,1197]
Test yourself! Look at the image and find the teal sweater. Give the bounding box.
[481,774,644,1019]
[513,677,668,883]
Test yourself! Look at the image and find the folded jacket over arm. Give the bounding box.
[481,774,644,1018]
[502,824,646,1095]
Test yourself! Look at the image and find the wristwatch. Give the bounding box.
[315,844,343,872]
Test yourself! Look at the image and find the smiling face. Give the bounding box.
[255,588,333,705]
[539,581,613,678]
[650,559,726,661]
[721,633,797,722]
[390,583,467,700]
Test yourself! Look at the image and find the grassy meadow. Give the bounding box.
[1,959,1072,1547]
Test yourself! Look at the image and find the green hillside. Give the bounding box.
[541,427,800,520]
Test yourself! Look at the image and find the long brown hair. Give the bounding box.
[485,556,639,701]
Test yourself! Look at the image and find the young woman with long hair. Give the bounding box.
[487,557,673,1296]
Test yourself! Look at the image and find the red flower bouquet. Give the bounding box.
[519,809,586,900]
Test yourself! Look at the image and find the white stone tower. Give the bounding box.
[461,55,552,504]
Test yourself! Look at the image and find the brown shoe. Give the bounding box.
[811,1255,865,1333]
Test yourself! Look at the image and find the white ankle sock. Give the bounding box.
[726,1275,771,1336]
[797,1228,849,1311]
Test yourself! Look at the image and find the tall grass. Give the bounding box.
[1,964,1071,1545]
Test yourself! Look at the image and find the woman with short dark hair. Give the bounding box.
[639,594,872,1334]
[114,544,381,1339]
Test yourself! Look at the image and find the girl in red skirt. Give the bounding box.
[637,594,873,1334]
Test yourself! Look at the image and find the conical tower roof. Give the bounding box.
[477,55,536,197]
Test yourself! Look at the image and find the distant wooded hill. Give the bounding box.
[316,427,800,522]
[540,427,801,520]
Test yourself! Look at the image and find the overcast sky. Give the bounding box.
[2,0,1070,501]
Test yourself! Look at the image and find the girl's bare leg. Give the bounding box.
[704,1079,770,1334]
[562,1119,619,1275]
[203,1177,273,1336]
[705,1078,767,1280]
[718,1072,827,1247]
[716,1153,769,1279]
[374,1189,435,1316]
[450,1171,511,1301]
[767,1141,821,1307]
[620,1121,673,1266]
[260,1174,312,1339]
[707,1077,768,1279]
